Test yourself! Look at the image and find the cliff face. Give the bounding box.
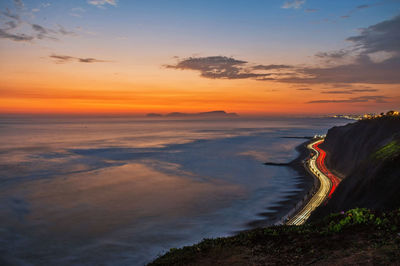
[312,117,400,219]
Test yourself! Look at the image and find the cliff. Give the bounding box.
[312,116,400,219]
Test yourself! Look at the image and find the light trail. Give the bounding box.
[286,139,340,225]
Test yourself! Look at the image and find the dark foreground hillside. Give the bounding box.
[312,116,400,219]
[150,208,400,265]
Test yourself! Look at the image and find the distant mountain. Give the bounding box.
[166,110,238,118]
[146,110,239,118]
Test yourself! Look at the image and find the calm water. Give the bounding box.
[0,116,349,265]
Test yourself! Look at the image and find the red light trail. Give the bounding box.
[312,140,341,198]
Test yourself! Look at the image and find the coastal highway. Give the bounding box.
[313,142,341,198]
[286,139,339,225]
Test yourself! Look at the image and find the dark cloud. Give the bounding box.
[78,58,108,63]
[281,56,400,84]
[283,15,400,84]
[320,88,378,94]
[315,49,349,60]
[31,24,60,40]
[165,56,272,80]
[307,95,388,104]
[31,24,47,34]
[0,6,75,43]
[252,64,293,70]
[0,28,33,41]
[1,9,20,21]
[297,87,312,91]
[330,84,354,88]
[31,24,51,39]
[49,55,75,63]
[5,21,18,30]
[346,15,400,54]
[321,90,354,94]
[320,84,378,94]
[356,4,370,10]
[165,16,400,85]
[57,25,76,36]
[50,54,109,64]
[341,3,373,19]
[351,88,378,92]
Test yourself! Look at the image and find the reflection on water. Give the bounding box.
[0,116,348,265]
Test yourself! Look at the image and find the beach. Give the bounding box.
[247,138,315,227]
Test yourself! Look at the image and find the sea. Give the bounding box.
[0,116,349,265]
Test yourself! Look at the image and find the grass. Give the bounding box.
[149,208,400,265]
[373,140,400,161]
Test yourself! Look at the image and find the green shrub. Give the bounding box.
[373,140,400,160]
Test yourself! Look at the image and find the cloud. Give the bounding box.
[314,49,355,65]
[49,55,75,63]
[88,0,117,8]
[0,28,33,41]
[341,3,373,19]
[57,25,76,36]
[282,15,400,84]
[78,58,108,63]
[315,49,350,60]
[13,0,24,9]
[5,21,18,30]
[50,54,110,64]
[1,9,21,21]
[165,56,273,80]
[31,23,54,40]
[307,95,388,104]
[252,64,293,70]
[351,89,378,92]
[321,88,378,94]
[297,88,312,91]
[0,6,75,43]
[282,0,306,9]
[329,83,355,89]
[165,16,400,85]
[281,56,400,84]
[346,15,400,55]
[357,4,370,10]
[321,90,354,94]
[305,8,318,12]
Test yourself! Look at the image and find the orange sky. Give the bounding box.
[1,0,399,115]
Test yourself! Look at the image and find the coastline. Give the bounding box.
[246,138,316,228]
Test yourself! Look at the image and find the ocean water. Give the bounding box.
[0,116,349,265]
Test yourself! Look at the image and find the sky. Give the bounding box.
[0,0,399,115]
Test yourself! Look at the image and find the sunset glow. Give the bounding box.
[1,0,399,115]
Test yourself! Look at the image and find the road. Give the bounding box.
[286,139,339,225]
[313,142,341,197]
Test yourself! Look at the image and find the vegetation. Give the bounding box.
[373,140,400,161]
[149,208,400,265]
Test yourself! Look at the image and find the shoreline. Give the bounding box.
[245,138,316,228]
